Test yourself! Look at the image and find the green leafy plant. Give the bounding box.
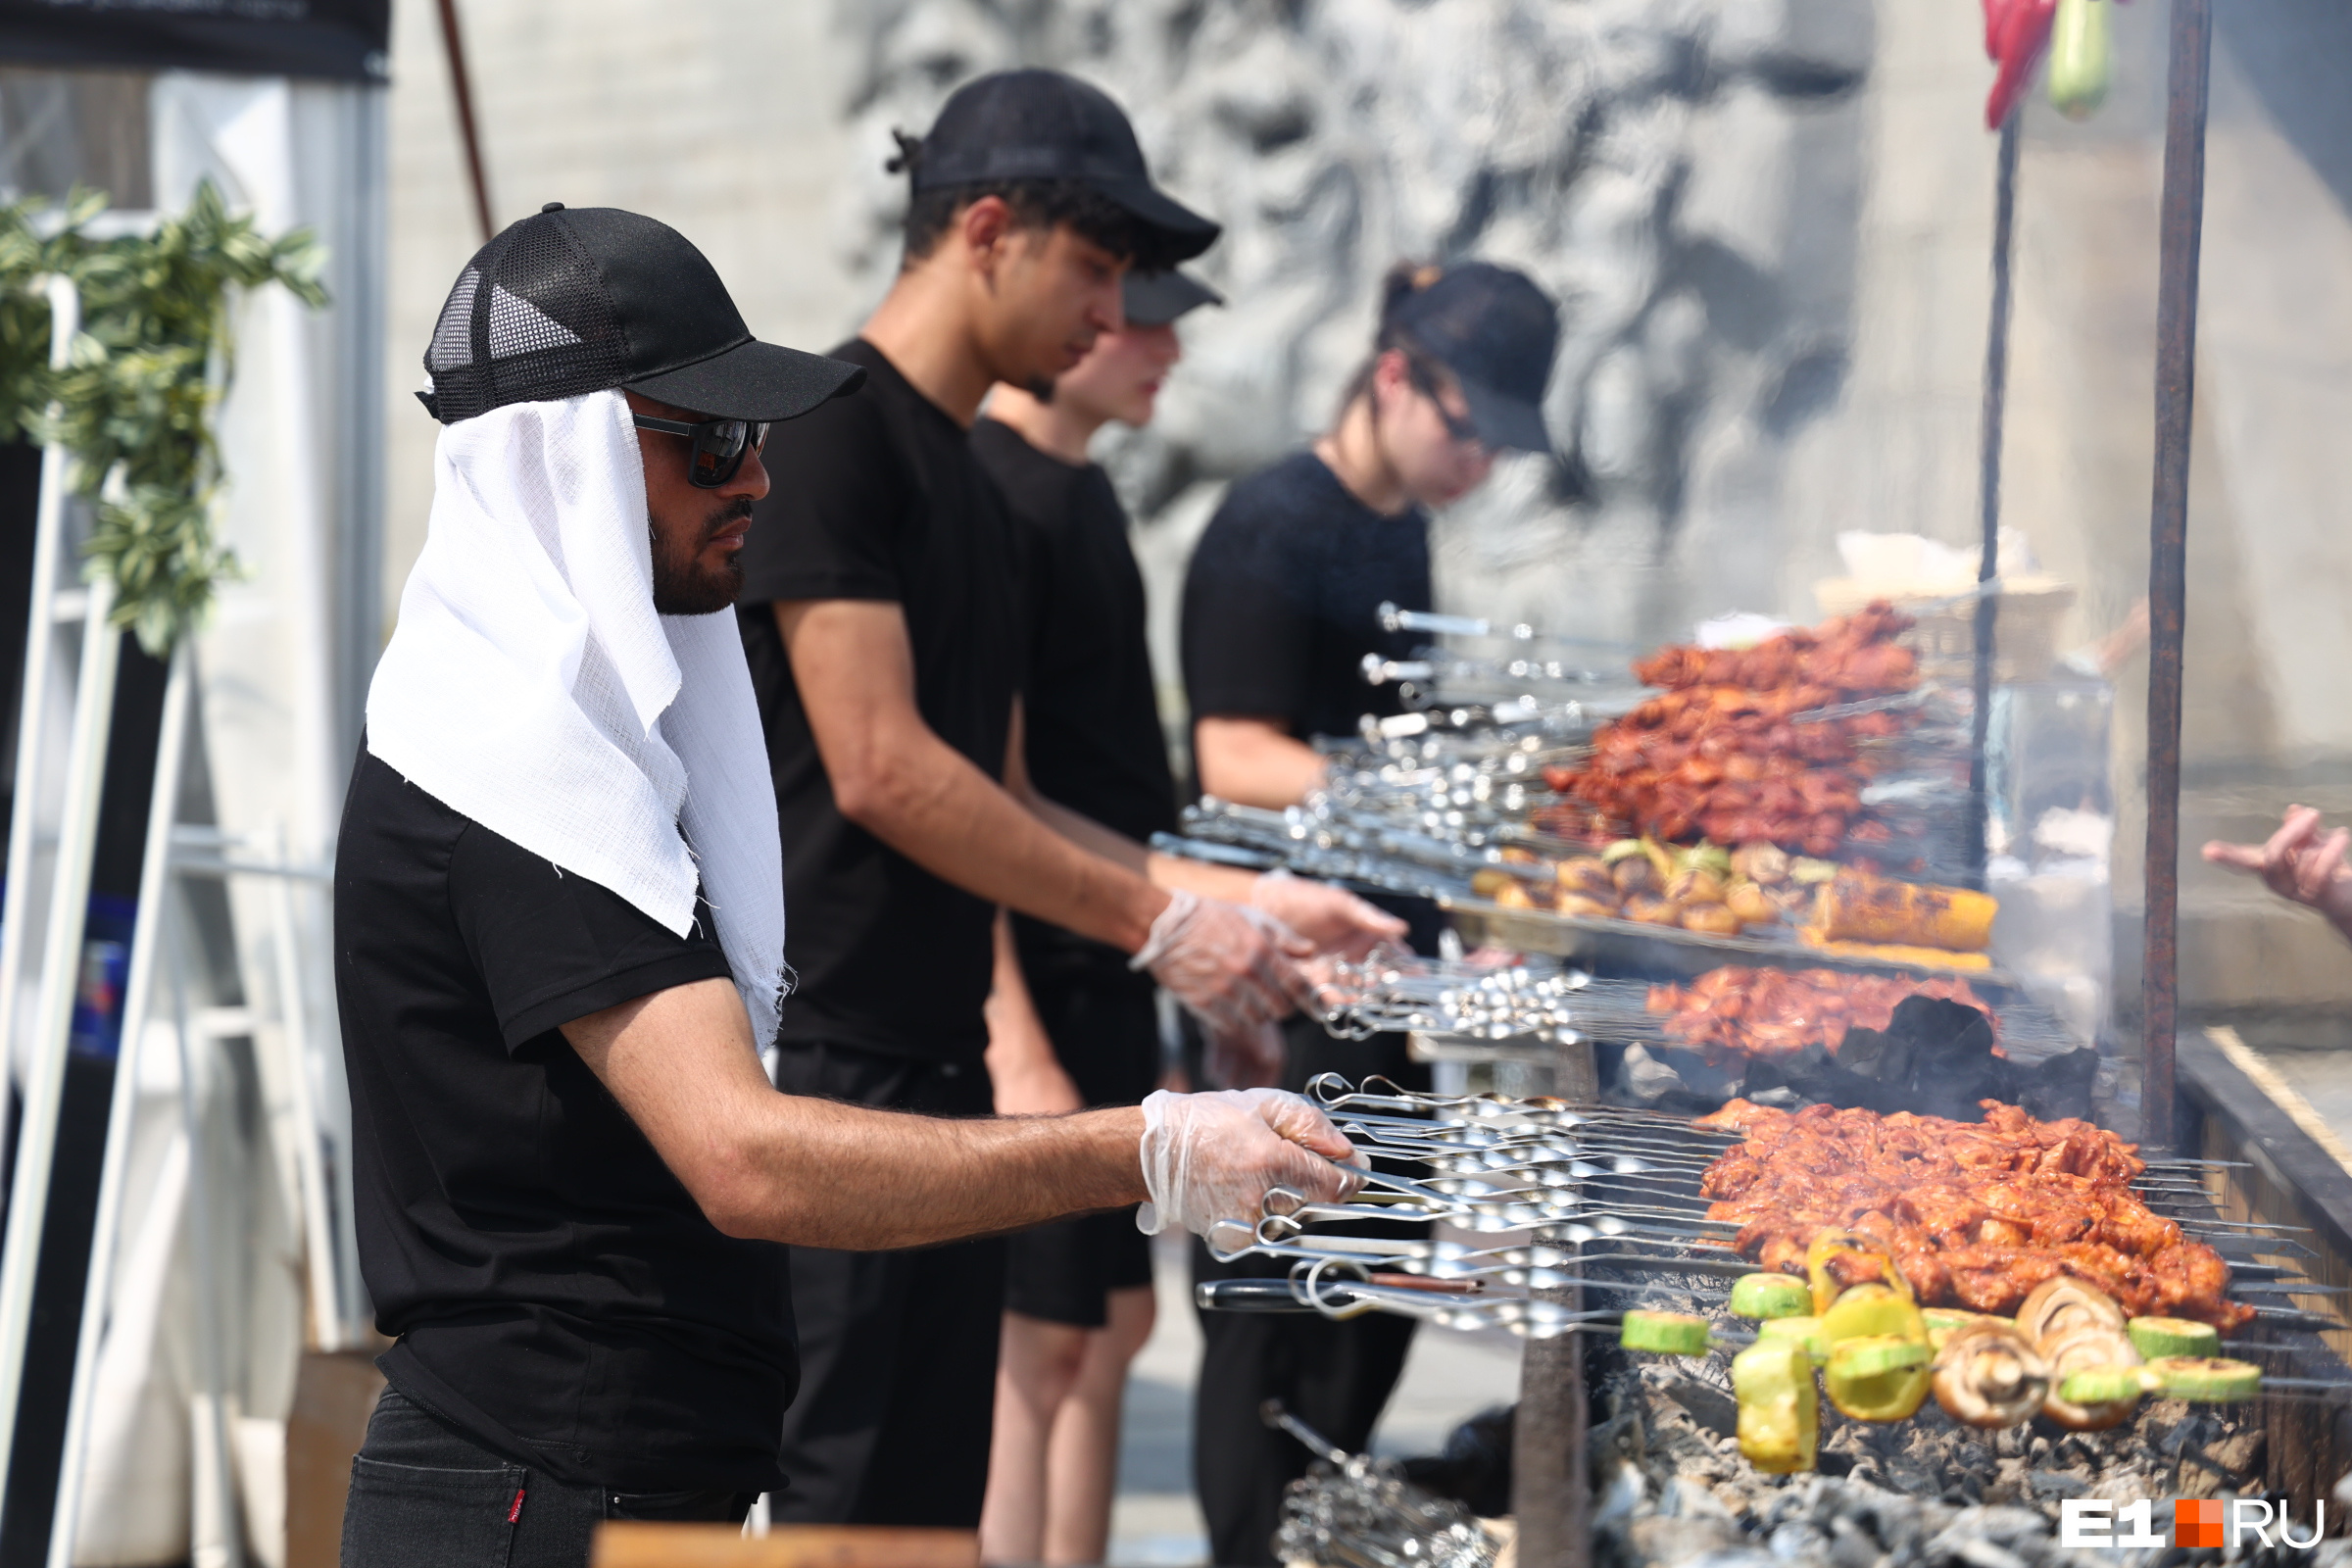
[0,179,327,654]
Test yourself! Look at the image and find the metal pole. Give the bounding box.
[0,278,81,1131]
[0,574,120,1516]
[2140,0,2214,1152]
[45,643,191,1568]
[1969,115,2023,890]
[433,0,497,244]
[1511,1270,1588,1566]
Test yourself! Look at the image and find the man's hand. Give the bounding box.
[2202,806,2352,939]
[1250,871,1407,960]
[1135,1088,1362,1237]
[1134,891,1313,1032]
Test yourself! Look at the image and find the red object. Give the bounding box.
[2175,1499,2224,1549]
[1984,0,2058,127]
[508,1489,526,1524]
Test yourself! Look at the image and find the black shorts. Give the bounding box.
[1003,934,1160,1329]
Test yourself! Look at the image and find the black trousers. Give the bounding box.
[770,1043,1004,1528]
[1191,1014,1428,1567]
[340,1390,753,1568]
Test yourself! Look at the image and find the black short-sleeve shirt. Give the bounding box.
[1179,451,1432,745]
[333,749,794,1494]
[735,340,1023,1062]
[971,418,1175,845]
[972,417,1179,982]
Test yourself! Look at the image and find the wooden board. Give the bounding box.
[591,1524,979,1568]
[1445,895,2014,985]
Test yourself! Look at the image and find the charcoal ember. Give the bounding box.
[1596,1278,2261,1567]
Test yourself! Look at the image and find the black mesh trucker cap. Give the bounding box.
[1123,269,1223,327]
[910,70,1219,263]
[418,202,866,425]
[1389,263,1561,454]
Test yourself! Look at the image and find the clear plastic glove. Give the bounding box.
[1132,889,1313,1035]
[1250,869,1409,960]
[1135,1088,1364,1236]
[1203,1016,1287,1091]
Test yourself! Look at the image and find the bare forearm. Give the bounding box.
[565,979,1143,1249]
[1195,717,1328,808]
[842,724,1164,952]
[1021,792,1260,904]
[740,1098,1146,1249]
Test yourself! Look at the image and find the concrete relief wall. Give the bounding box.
[383,0,2352,1018]
[831,0,1878,679]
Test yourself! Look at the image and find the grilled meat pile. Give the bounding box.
[1647,967,1999,1060]
[1557,605,1919,855]
[1696,1100,2253,1331]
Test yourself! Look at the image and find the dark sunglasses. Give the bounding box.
[1403,358,1488,451]
[631,413,769,488]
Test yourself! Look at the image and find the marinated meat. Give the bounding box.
[1646,966,2000,1060]
[1562,604,1920,853]
[1692,1100,2251,1331]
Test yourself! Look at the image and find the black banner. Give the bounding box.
[0,0,389,82]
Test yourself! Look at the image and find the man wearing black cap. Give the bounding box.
[335,203,1363,1566]
[735,70,1400,1530]
[1180,260,1563,1567]
[968,266,1372,1565]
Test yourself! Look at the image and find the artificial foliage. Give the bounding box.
[0,180,327,654]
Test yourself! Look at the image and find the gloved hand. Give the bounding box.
[1249,869,1408,960]
[1132,889,1313,1035]
[1135,1088,1364,1236]
[1202,1016,1287,1091]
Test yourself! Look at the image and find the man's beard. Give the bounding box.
[649,497,752,615]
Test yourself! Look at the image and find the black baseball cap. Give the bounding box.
[1389,263,1560,454]
[1123,269,1223,327]
[418,202,866,425]
[909,70,1219,264]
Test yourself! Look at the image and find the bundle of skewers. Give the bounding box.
[1264,1402,1501,1568]
[1200,1079,2342,1468]
[1308,953,1590,1044]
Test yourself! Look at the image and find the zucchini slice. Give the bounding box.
[1620,1309,1711,1356]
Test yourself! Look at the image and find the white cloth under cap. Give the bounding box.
[366,389,790,1046]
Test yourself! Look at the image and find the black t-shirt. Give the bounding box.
[1180,451,1432,745]
[735,340,1023,1062]
[971,417,1179,986]
[333,750,794,1494]
[971,418,1175,844]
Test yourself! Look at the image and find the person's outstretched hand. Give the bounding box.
[1134,891,1314,1033]
[1135,1088,1363,1237]
[2202,805,2352,938]
[1249,870,1409,961]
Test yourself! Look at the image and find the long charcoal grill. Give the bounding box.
[1206,1075,2328,1338]
[1202,1076,2352,1561]
[1306,954,2085,1063]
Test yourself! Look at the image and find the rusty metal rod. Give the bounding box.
[2141,0,2214,1152]
[434,0,496,244]
[1970,111,2023,892]
[1513,1260,1589,1567]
